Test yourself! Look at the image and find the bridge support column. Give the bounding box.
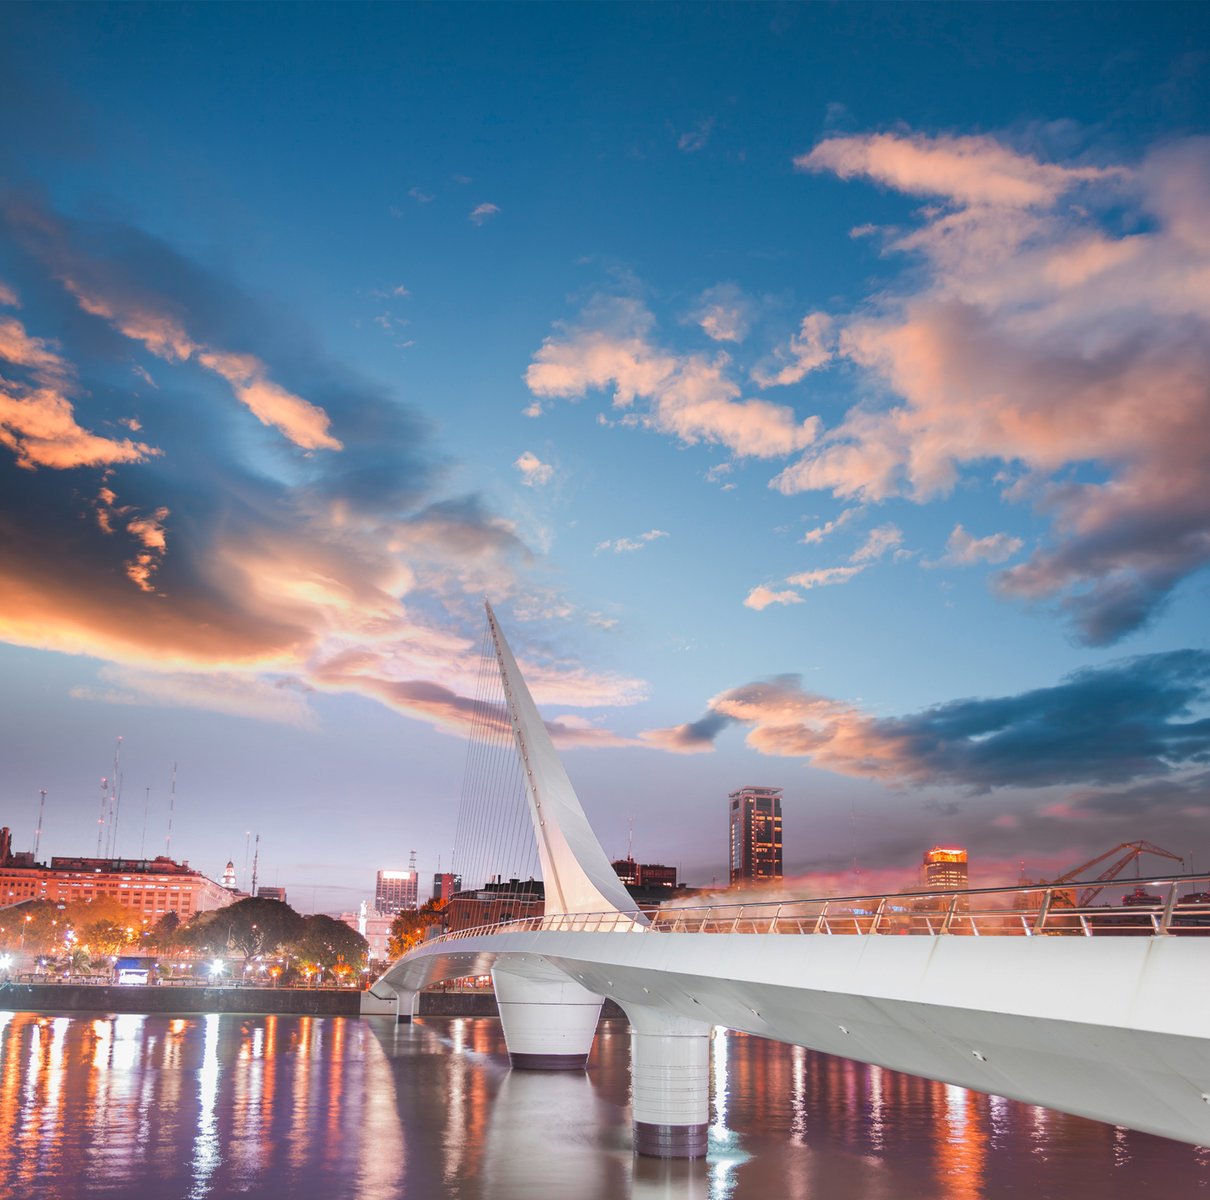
[396,989,418,1024]
[623,1006,712,1159]
[492,963,604,1069]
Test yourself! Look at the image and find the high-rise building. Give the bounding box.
[728,787,783,885]
[431,872,461,905]
[922,846,968,890]
[376,868,418,914]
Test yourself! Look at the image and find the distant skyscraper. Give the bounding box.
[728,787,783,885]
[376,868,418,914]
[922,846,968,890]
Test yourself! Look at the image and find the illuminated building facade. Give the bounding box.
[0,850,234,918]
[375,868,418,914]
[432,872,462,904]
[922,846,969,890]
[728,786,783,885]
[446,879,544,932]
[256,885,288,904]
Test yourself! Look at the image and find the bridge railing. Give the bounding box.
[421,873,1210,947]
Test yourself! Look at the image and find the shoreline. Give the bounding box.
[0,983,626,1020]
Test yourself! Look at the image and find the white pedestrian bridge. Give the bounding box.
[369,606,1210,1157]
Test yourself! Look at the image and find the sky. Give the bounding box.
[2,3,1209,912]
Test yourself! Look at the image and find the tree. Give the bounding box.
[148,911,182,952]
[84,919,129,958]
[181,897,306,964]
[290,915,368,974]
[387,898,447,959]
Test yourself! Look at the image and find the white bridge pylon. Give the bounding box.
[484,600,646,923]
[368,606,1210,1159]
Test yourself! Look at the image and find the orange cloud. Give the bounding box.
[0,312,157,470]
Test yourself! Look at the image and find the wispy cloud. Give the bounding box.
[527,295,818,459]
[408,187,434,204]
[514,450,553,487]
[677,117,715,154]
[595,528,669,554]
[692,283,754,343]
[801,506,862,544]
[931,523,1024,567]
[850,522,903,563]
[469,202,500,225]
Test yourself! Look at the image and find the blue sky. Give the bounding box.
[2,4,1209,910]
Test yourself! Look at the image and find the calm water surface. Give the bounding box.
[0,1011,1206,1199]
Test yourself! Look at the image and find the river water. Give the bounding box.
[0,1011,1205,1199]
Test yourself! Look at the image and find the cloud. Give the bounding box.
[784,565,863,590]
[935,523,1024,566]
[71,665,317,727]
[469,203,500,225]
[0,311,158,470]
[3,197,342,452]
[0,200,649,749]
[595,528,668,554]
[514,450,553,487]
[770,131,1210,642]
[677,117,715,154]
[641,650,1210,790]
[0,281,18,307]
[526,295,819,459]
[408,187,434,204]
[801,507,862,544]
[743,585,804,611]
[692,283,754,343]
[753,312,835,388]
[747,520,900,607]
[850,522,903,563]
[638,710,735,753]
[796,131,1123,209]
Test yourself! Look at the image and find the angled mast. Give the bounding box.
[485,601,645,921]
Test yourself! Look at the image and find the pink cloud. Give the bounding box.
[796,131,1123,209]
[527,297,818,459]
[938,523,1023,566]
[743,585,804,611]
[773,132,1210,642]
[753,312,834,388]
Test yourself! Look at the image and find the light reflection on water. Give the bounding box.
[0,1012,1206,1199]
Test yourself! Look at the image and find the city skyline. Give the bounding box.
[3,5,1210,911]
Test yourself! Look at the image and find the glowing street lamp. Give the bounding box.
[209,959,225,980]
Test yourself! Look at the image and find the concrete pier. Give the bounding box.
[623,1005,711,1159]
[492,963,605,1069]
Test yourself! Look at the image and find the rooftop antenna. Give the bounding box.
[33,789,46,861]
[408,848,417,873]
[140,787,150,860]
[250,833,260,897]
[243,830,252,884]
[165,763,177,857]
